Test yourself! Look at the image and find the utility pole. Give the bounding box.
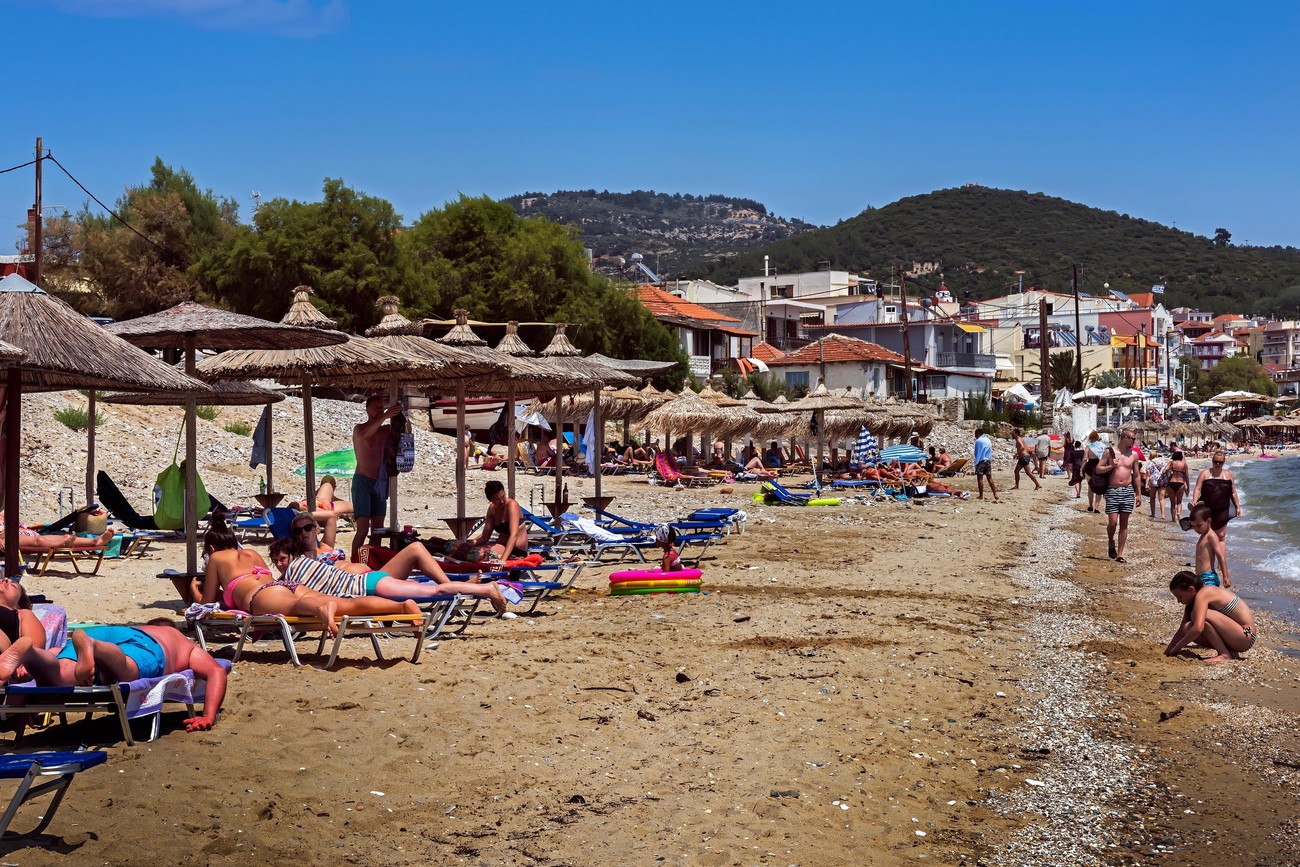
[32,137,42,288]
[1072,263,1083,391]
[898,264,913,400]
[1039,298,1053,426]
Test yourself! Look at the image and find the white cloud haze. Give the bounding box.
[44,0,348,37]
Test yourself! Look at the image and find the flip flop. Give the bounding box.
[1108,544,1117,560]
[1115,556,1128,564]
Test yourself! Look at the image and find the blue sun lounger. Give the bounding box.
[0,750,108,839]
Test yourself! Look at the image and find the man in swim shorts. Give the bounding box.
[0,620,228,732]
[1097,428,1142,563]
[352,396,402,562]
[973,428,998,502]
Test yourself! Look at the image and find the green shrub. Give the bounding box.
[195,405,220,421]
[54,407,104,431]
[223,421,253,436]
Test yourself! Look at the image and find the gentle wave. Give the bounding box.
[1259,548,1300,583]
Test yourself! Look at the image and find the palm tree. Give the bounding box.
[1026,350,1098,393]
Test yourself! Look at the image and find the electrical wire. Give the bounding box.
[44,152,178,261]
[0,159,36,176]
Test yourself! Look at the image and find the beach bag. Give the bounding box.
[1087,448,1114,495]
[396,425,415,473]
[154,426,211,531]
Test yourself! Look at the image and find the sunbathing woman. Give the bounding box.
[0,577,45,655]
[472,480,530,560]
[280,516,506,611]
[2,523,114,553]
[198,511,419,635]
[1164,570,1257,663]
[293,474,353,548]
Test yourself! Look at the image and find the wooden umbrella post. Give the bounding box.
[4,368,20,577]
[592,384,603,501]
[85,390,96,506]
[506,385,517,499]
[455,382,467,521]
[184,334,199,578]
[387,381,399,532]
[302,380,316,509]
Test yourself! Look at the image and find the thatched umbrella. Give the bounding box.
[363,297,510,527]
[196,289,445,528]
[788,379,862,480]
[108,298,345,576]
[641,388,738,467]
[429,313,582,523]
[0,273,210,576]
[536,323,639,506]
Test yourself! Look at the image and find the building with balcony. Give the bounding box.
[1189,331,1239,371]
[765,333,991,400]
[635,286,757,378]
[1260,320,1300,369]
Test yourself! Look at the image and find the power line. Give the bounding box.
[0,159,36,176]
[44,152,178,261]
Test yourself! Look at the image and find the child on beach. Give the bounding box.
[1164,570,1256,663]
[1189,503,1230,588]
[655,525,682,572]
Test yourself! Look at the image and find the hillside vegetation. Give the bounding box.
[700,186,1300,316]
[504,189,816,278]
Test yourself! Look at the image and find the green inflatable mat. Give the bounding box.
[609,586,702,596]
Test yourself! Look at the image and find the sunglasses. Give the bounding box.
[294,525,318,534]
[1213,460,1224,465]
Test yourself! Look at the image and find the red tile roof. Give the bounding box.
[750,341,784,362]
[767,333,908,366]
[635,286,748,327]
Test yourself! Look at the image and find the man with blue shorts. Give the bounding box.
[352,396,402,563]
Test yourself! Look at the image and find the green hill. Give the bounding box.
[701,186,1300,316]
[504,189,817,278]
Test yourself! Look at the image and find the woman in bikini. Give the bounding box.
[470,480,529,560]
[293,475,353,548]
[1165,450,1189,521]
[0,578,45,655]
[1,524,115,554]
[279,517,505,612]
[198,511,419,635]
[1164,570,1257,663]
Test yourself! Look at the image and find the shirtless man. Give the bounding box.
[352,396,402,562]
[1096,428,1143,563]
[0,620,228,732]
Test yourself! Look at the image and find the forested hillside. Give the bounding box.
[504,189,816,278]
[702,186,1300,315]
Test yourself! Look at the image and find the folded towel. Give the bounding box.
[559,514,626,543]
[183,602,223,622]
[121,659,233,720]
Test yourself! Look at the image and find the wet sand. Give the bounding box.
[5,427,1300,864]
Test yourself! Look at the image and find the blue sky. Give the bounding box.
[3,0,1298,259]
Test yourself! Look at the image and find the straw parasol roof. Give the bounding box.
[434,311,584,395]
[363,297,505,382]
[789,379,863,413]
[280,285,338,329]
[102,374,284,406]
[0,339,24,365]
[495,320,539,358]
[107,299,345,353]
[641,387,746,440]
[585,352,678,376]
[536,323,640,389]
[0,273,209,393]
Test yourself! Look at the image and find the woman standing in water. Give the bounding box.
[1191,450,1241,541]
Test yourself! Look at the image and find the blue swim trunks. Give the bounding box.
[1198,569,1221,587]
[351,473,388,519]
[364,570,386,595]
[57,626,166,679]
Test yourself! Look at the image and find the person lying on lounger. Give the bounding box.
[293,475,353,548]
[0,619,228,732]
[1,524,114,553]
[198,511,420,635]
[0,578,45,657]
[274,523,506,613]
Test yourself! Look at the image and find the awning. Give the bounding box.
[994,355,1016,371]
[955,323,986,333]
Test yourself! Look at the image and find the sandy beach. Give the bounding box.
[5,394,1300,866]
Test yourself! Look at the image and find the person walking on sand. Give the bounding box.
[973,427,998,502]
[1165,449,1189,521]
[1083,430,1106,513]
[1035,429,1052,477]
[1096,427,1142,563]
[1011,428,1041,491]
[352,395,402,562]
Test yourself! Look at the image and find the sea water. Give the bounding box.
[1209,454,1300,646]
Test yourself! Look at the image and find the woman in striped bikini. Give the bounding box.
[1164,570,1257,663]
